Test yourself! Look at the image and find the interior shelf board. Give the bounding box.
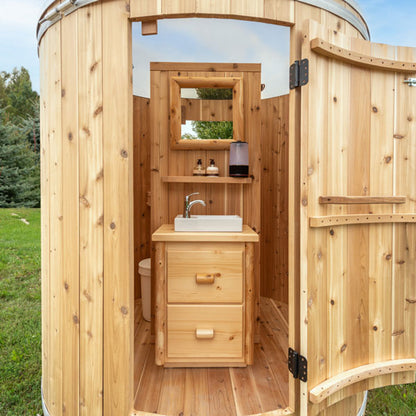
[162,176,253,184]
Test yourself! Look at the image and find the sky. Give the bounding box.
[0,0,416,96]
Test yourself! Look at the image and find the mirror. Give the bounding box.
[181,88,233,141]
[170,76,244,150]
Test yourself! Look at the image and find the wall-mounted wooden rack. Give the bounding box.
[311,38,416,73]
[310,213,416,228]
[319,196,406,205]
[161,176,253,184]
[309,359,416,404]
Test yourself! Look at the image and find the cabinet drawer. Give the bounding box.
[167,243,244,303]
[167,305,243,359]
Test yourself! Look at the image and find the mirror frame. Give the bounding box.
[169,76,244,150]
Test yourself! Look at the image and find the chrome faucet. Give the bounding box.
[183,192,206,218]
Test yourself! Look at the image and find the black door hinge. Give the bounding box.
[288,347,307,382]
[289,59,309,89]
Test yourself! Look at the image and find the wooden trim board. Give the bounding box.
[311,38,416,73]
[309,213,416,227]
[319,196,406,205]
[309,359,416,404]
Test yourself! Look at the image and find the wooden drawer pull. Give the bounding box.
[195,273,220,284]
[195,328,215,339]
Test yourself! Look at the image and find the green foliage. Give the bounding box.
[191,120,233,140]
[366,384,416,415]
[0,209,42,416]
[0,68,40,207]
[196,87,233,100]
[0,68,39,125]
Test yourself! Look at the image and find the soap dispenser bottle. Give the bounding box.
[193,159,205,176]
[229,140,249,177]
[206,159,219,176]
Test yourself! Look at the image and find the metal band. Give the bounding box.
[37,0,370,43]
[296,0,370,40]
[37,0,99,44]
[41,383,51,416]
[357,391,369,416]
[344,0,364,16]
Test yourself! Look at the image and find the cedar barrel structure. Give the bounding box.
[37,0,416,415]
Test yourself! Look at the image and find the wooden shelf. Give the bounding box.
[161,176,253,184]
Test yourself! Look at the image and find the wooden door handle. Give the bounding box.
[195,329,215,339]
[195,273,220,284]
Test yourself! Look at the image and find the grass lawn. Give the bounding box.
[0,208,42,416]
[0,207,415,415]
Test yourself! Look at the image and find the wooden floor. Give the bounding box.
[133,297,289,416]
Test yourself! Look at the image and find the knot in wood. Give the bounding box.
[330,299,335,305]
[384,156,392,164]
[68,132,73,141]
[329,229,335,236]
[372,106,378,113]
[373,326,378,331]
[120,306,128,315]
[64,282,69,291]
[110,222,116,230]
[340,344,347,353]
[385,254,392,261]
[408,116,413,122]
[73,315,79,324]
[302,198,308,207]
[61,89,66,97]
[333,96,337,103]
[120,149,128,158]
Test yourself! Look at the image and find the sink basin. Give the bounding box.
[174,215,243,232]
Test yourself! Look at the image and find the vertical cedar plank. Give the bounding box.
[102,0,134,414]
[61,11,80,416]
[47,22,63,416]
[260,95,289,303]
[368,42,395,391]
[325,28,349,407]
[344,36,371,400]
[244,242,254,364]
[39,28,50,406]
[78,4,104,415]
[133,96,151,300]
[230,0,263,18]
[393,44,416,385]
[243,71,261,340]
[154,242,166,365]
[302,19,327,416]
[150,69,169,330]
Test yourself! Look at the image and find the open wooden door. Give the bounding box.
[298,20,416,415]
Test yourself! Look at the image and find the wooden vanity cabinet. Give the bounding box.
[152,225,259,367]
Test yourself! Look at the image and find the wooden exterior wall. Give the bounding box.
[40,1,133,415]
[39,0,368,415]
[300,20,416,414]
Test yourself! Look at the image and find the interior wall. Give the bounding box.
[261,94,289,303]
[133,93,290,305]
[133,96,151,299]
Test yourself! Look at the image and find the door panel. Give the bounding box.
[300,20,416,414]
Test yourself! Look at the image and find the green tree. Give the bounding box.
[0,111,40,208]
[1,68,39,125]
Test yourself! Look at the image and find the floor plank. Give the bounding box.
[133,297,289,415]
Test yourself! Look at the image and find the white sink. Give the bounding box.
[174,215,243,232]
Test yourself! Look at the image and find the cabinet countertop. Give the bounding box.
[152,224,259,242]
